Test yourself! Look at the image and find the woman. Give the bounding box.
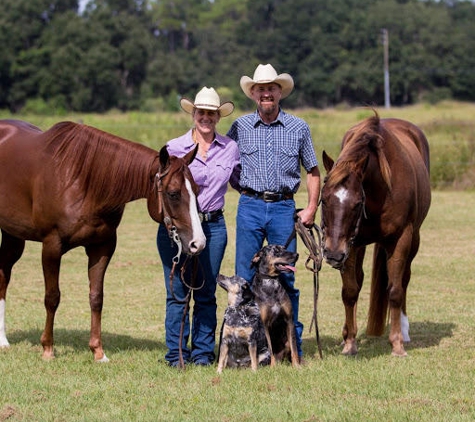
[157,87,240,367]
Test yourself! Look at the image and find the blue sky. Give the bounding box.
[79,0,89,13]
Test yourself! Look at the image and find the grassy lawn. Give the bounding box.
[1,188,474,421]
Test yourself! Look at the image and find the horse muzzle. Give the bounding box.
[186,237,206,256]
[323,248,348,270]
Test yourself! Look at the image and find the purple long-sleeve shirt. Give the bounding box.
[166,129,241,212]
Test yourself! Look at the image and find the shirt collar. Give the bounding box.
[184,129,222,150]
[252,109,285,127]
[213,132,227,147]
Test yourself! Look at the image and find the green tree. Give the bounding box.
[84,0,154,110]
[0,0,79,110]
[445,1,475,100]
[1,0,475,112]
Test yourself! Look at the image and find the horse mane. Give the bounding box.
[327,111,392,190]
[44,122,157,210]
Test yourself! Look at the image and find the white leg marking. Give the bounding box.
[96,354,110,363]
[0,299,10,347]
[401,312,410,342]
[334,187,349,204]
[185,179,206,249]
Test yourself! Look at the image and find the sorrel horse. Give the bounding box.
[0,119,206,361]
[320,111,431,357]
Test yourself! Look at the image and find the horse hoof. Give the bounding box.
[391,350,408,357]
[0,340,10,348]
[341,342,358,356]
[42,352,55,361]
[95,354,109,363]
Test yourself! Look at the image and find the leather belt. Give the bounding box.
[199,209,223,222]
[241,188,294,202]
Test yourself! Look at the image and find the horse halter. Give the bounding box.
[348,186,367,247]
[155,168,182,262]
[320,182,367,261]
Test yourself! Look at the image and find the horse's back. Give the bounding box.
[380,117,431,226]
[0,119,42,136]
[381,118,430,172]
[0,120,47,184]
[0,119,45,153]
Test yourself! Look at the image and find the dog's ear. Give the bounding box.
[250,251,262,269]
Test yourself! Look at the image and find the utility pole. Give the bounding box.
[381,28,390,109]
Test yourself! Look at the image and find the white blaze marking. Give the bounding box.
[185,179,206,250]
[401,312,410,342]
[0,299,9,347]
[334,187,349,204]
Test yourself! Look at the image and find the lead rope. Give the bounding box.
[167,235,205,370]
[284,211,324,359]
[157,171,195,370]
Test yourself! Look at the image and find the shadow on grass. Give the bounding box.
[301,320,456,360]
[7,328,163,353]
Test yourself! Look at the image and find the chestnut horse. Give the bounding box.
[320,112,431,357]
[0,119,206,361]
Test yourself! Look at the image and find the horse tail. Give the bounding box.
[367,244,388,336]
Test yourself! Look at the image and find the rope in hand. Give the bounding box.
[285,210,324,359]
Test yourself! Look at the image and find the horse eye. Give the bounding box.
[167,191,181,201]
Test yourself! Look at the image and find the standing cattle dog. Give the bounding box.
[216,274,270,373]
[251,244,300,368]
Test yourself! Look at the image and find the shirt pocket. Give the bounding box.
[215,163,232,183]
[279,139,300,176]
[239,142,260,170]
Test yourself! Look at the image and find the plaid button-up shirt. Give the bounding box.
[227,109,318,193]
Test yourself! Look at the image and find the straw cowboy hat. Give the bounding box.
[240,64,294,100]
[180,87,234,117]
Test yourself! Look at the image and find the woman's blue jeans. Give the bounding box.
[235,194,303,356]
[157,216,227,364]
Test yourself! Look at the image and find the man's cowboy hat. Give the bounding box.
[180,87,234,117]
[240,64,294,100]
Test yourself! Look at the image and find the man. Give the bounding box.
[227,63,321,361]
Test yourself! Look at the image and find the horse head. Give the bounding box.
[320,150,367,270]
[148,145,206,255]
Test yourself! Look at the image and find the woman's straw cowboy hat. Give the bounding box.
[240,64,294,100]
[180,87,234,117]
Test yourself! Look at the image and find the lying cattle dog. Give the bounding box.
[216,274,270,373]
[251,244,300,368]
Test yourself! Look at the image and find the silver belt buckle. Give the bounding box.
[263,191,278,202]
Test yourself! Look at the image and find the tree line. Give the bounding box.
[1,0,474,114]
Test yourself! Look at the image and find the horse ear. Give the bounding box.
[322,151,334,173]
[159,146,170,169]
[183,145,199,165]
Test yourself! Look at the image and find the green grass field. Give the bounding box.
[0,103,474,421]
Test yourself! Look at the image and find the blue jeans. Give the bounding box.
[235,194,303,356]
[157,216,227,364]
